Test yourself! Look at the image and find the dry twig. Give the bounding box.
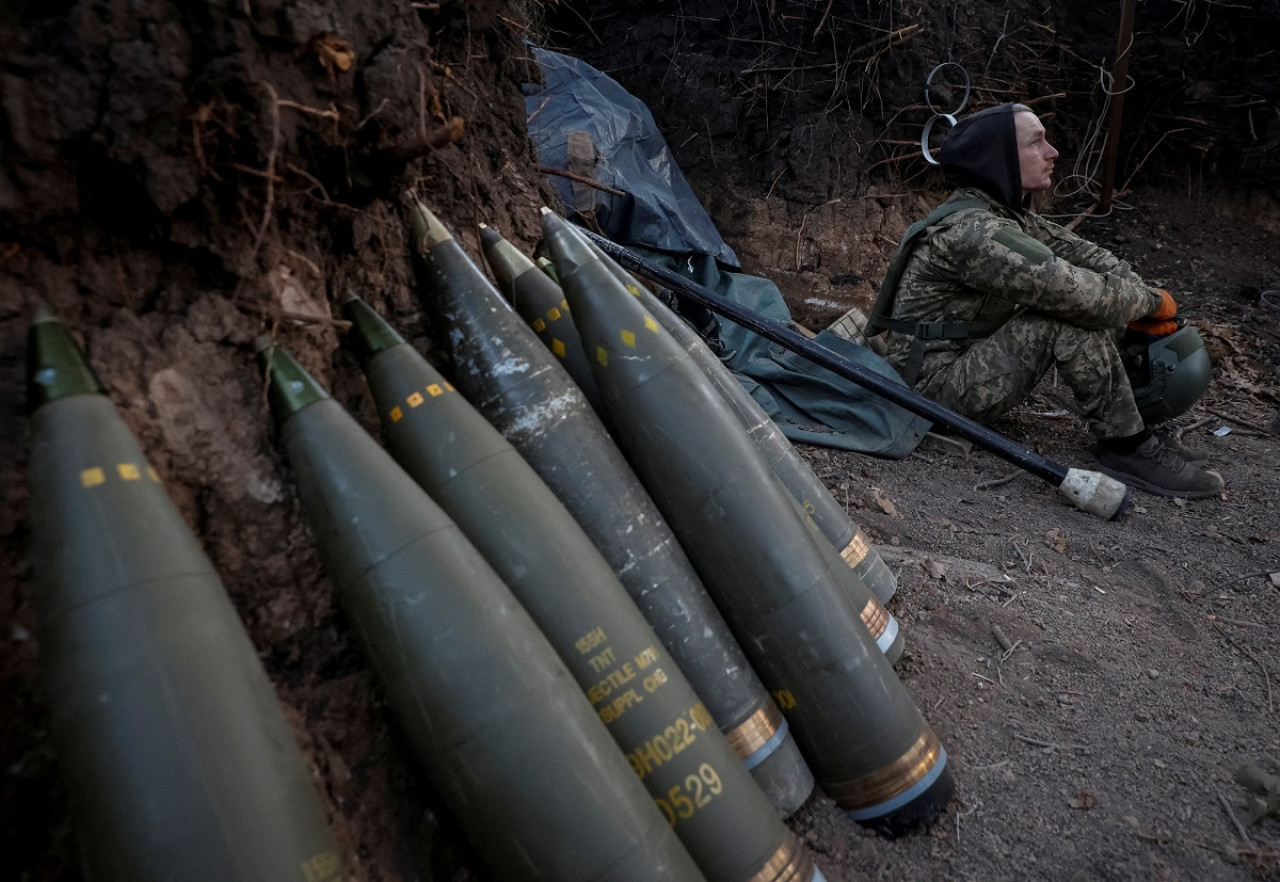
[1207,614,1265,628]
[974,469,1022,491]
[535,166,625,196]
[1011,732,1089,752]
[1177,416,1214,437]
[812,0,835,37]
[1217,570,1279,589]
[249,82,282,270]
[1064,202,1098,232]
[1206,407,1274,435]
[276,98,340,121]
[279,310,351,329]
[1217,790,1253,846]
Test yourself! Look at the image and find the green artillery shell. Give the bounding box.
[343,293,821,882]
[542,211,954,835]
[404,197,815,820]
[589,244,899,606]
[536,255,561,282]
[26,309,341,882]
[480,223,609,417]
[566,239,900,663]
[481,218,860,681]
[258,339,704,882]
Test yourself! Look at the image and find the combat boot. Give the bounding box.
[1096,435,1223,499]
[1150,428,1211,465]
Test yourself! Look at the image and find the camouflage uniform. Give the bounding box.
[884,187,1164,439]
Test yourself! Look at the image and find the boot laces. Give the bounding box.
[1147,439,1188,470]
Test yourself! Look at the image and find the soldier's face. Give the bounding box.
[1015,112,1059,193]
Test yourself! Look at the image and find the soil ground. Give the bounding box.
[3,1,1280,880]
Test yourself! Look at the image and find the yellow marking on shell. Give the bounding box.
[560,299,569,311]
[147,466,161,483]
[552,339,566,358]
[444,381,456,391]
[118,463,141,481]
[407,392,425,408]
[426,384,444,397]
[389,406,404,423]
[596,346,609,366]
[626,284,640,296]
[301,850,343,882]
[620,329,637,348]
[547,307,562,321]
[644,315,659,334]
[80,467,106,488]
[532,318,546,332]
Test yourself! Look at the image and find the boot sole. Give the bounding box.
[1095,465,1223,500]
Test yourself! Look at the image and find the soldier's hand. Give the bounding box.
[1148,289,1177,320]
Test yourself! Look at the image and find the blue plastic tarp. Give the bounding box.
[524,47,929,457]
[524,47,739,267]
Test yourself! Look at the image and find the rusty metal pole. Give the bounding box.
[1098,0,1139,213]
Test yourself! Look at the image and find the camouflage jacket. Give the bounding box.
[883,187,1163,382]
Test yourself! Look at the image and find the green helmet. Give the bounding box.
[1121,325,1212,425]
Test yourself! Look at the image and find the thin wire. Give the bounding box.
[1043,35,1138,220]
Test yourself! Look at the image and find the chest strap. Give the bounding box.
[868,196,1001,385]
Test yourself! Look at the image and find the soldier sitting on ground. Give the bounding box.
[871,102,1222,499]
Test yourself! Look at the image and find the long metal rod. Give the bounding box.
[1098,0,1138,213]
[579,229,1070,486]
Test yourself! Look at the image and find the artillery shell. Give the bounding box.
[408,200,819,819]
[543,211,953,835]
[404,198,815,820]
[588,242,899,605]
[479,223,608,418]
[343,290,821,882]
[27,308,341,882]
[259,338,704,882]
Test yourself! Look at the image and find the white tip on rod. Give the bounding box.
[1059,468,1130,520]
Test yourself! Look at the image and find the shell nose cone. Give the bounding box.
[539,209,598,274]
[478,224,536,292]
[340,295,406,363]
[255,339,331,422]
[31,299,56,325]
[27,307,106,410]
[403,192,454,249]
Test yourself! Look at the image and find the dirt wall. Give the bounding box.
[1,1,555,877]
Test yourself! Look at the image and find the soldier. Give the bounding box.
[872,103,1221,499]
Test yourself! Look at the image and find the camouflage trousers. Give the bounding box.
[916,311,1146,439]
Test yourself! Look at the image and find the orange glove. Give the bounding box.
[1127,289,1178,336]
[1149,289,1177,320]
[1127,317,1178,336]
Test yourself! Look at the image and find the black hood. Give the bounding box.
[939,104,1023,210]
